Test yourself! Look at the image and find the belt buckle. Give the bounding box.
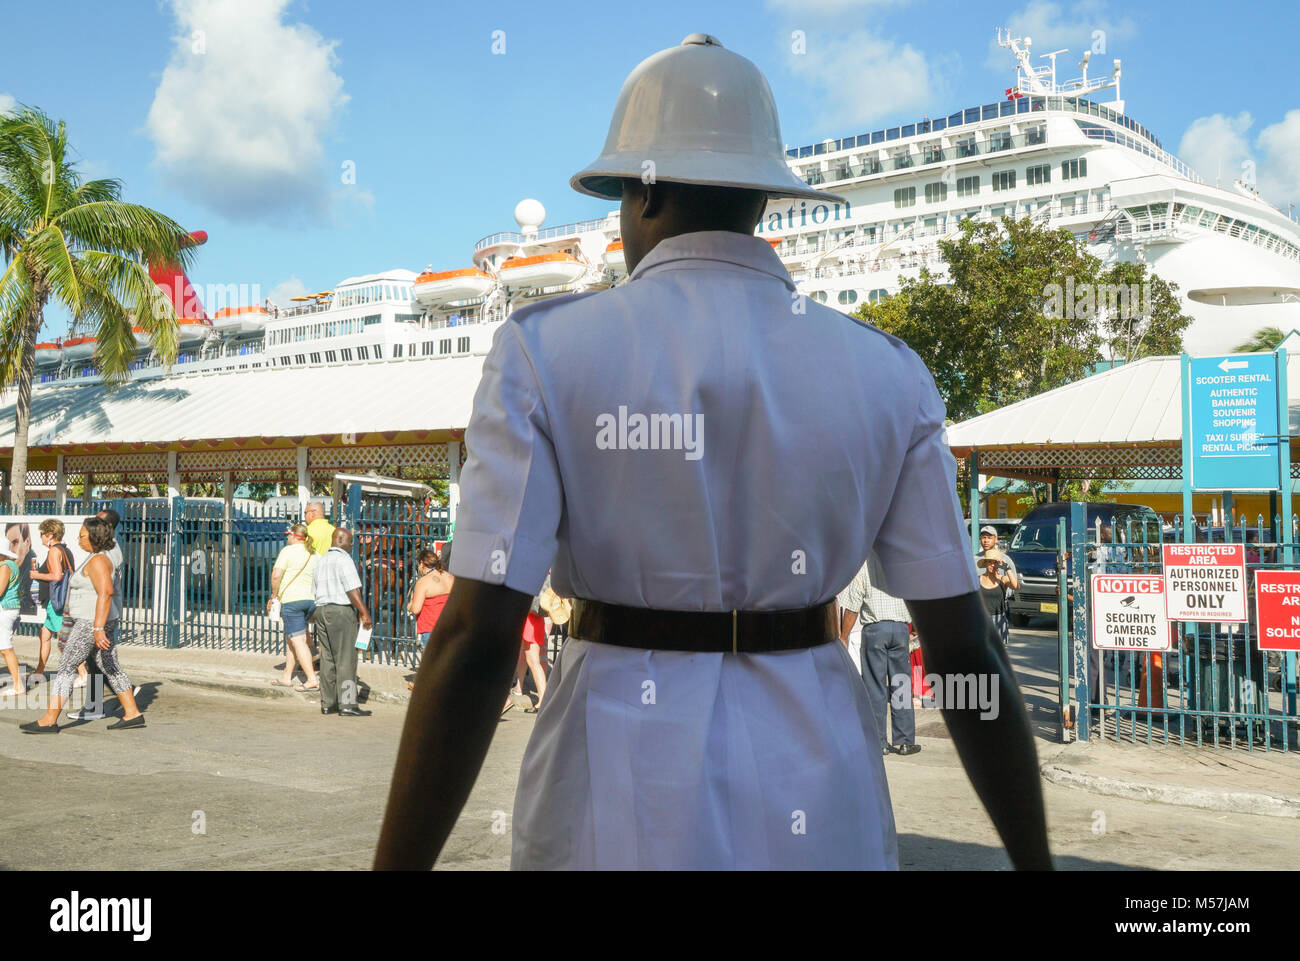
[731,609,738,655]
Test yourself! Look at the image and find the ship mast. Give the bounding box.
[997,28,1124,113]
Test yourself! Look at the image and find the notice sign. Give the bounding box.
[1090,574,1172,651]
[1254,570,1300,652]
[1161,543,1248,622]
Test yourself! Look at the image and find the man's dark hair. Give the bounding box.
[84,516,116,552]
[98,507,121,530]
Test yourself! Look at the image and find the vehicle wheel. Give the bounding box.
[1009,612,1028,628]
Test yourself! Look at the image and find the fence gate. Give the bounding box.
[1059,510,1300,751]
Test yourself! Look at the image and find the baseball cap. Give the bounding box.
[980,525,998,536]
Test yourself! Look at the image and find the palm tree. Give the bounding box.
[1233,326,1285,353]
[0,106,194,509]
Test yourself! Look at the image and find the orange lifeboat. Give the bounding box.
[213,305,270,335]
[413,267,493,306]
[603,240,626,273]
[497,253,585,289]
[131,326,153,348]
[62,336,96,360]
[34,342,63,365]
[177,317,209,343]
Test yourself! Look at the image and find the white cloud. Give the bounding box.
[267,276,308,306]
[1177,112,1253,187]
[989,0,1136,71]
[146,0,348,223]
[786,29,943,130]
[1256,111,1300,210]
[0,93,16,115]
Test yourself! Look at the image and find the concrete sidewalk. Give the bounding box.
[5,633,418,707]
[7,626,1298,822]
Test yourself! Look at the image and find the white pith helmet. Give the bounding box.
[571,33,846,204]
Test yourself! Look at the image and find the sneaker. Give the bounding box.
[68,706,107,721]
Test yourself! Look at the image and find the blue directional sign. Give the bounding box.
[1188,352,1281,491]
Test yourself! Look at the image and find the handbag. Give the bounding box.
[47,545,74,614]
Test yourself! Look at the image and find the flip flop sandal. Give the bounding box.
[295,683,320,693]
[500,702,515,717]
[270,680,295,687]
[0,688,26,697]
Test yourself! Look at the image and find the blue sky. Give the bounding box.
[3,0,1299,337]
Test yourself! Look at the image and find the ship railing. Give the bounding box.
[473,216,615,252]
[809,129,1049,186]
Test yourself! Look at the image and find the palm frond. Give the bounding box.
[23,224,83,314]
[54,200,195,270]
[78,249,180,378]
[0,254,37,387]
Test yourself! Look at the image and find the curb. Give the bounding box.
[1039,762,1300,819]
[157,671,411,705]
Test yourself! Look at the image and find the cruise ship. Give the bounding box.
[32,31,1300,387]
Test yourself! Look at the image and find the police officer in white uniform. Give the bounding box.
[376,35,1051,871]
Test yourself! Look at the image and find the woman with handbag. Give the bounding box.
[269,523,319,691]
[28,519,76,687]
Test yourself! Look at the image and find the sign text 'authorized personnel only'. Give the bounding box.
[1161,543,1248,622]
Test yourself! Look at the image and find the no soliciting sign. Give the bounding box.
[1090,574,1172,651]
[1160,543,1248,622]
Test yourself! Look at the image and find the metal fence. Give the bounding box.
[1061,510,1300,752]
[3,486,450,667]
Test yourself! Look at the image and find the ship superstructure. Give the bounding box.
[30,31,1300,388]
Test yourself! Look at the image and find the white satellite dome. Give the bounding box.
[515,199,546,238]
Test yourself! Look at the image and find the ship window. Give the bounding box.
[341,348,353,361]
[295,354,306,365]
[964,108,980,124]
[357,346,369,360]
[393,343,403,358]
[326,350,337,363]
[893,187,916,208]
[310,352,321,364]
[988,130,1011,152]
[867,288,888,303]
[422,340,434,356]
[956,175,979,197]
[924,182,947,203]
[1026,164,1050,186]
[837,290,859,305]
[374,344,383,359]
[933,117,946,132]
[440,338,452,354]
[1000,99,1015,117]
[993,170,1016,191]
[901,124,915,138]
[1061,157,1087,180]
[457,336,471,353]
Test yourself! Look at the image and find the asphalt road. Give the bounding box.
[1,633,1296,871]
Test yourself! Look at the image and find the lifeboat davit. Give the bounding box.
[497,253,585,289]
[62,336,96,360]
[603,240,626,273]
[34,342,63,366]
[413,268,493,306]
[212,305,270,334]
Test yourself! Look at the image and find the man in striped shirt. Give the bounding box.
[839,562,920,757]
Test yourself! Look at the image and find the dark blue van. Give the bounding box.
[1006,501,1162,625]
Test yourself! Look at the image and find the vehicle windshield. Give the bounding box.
[1010,520,1058,551]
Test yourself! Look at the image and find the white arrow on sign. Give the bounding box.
[1218,358,1249,372]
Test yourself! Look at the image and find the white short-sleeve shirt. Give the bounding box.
[450,230,977,610]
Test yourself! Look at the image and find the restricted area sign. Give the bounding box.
[1254,570,1300,652]
[1161,543,1248,622]
[1090,574,1172,651]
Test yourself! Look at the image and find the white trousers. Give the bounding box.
[511,637,897,870]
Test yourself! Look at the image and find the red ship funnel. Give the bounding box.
[148,229,209,322]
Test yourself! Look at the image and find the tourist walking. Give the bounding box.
[407,549,453,690]
[840,561,920,755]
[311,529,373,717]
[303,501,334,556]
[0,543,25,696]
[21,517,144,732]
[269,522,319,691]
[376,34,1050,871]
[28,519,75,687]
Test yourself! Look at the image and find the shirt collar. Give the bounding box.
[628,230,795,291]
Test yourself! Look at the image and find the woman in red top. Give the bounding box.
[407,550,454,690]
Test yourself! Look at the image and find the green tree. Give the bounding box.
[1097,260,1193,363]
[855,216,1191,422]
[1234,326,1285,353]
[0,106,193,509]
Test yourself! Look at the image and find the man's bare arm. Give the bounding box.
[905,592,1052,871]
[374,578,530,869]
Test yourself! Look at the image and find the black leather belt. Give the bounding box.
[569,598,838,654]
